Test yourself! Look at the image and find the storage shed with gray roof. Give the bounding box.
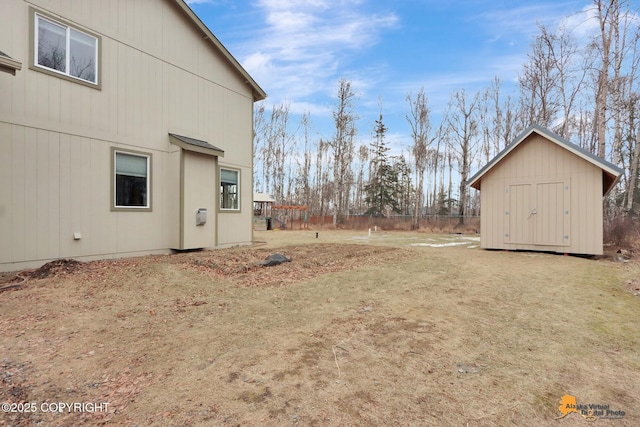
[468,124,622,255]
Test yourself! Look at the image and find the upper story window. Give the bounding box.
[31,9,100,87]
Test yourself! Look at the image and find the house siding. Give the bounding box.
[217,165,254,247]
[180,150,217,250]
[0,0,260,271]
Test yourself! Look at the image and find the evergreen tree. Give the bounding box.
[364,114,399,216]
[434,188,457,216]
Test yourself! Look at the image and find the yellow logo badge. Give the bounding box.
[555,395,623,421]
[556,395,578,419]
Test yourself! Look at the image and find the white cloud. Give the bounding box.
[477,3,589,45]
[559,3,640,41]
[265,10,318,32]
[243,51,273,76]
[560,4,600,39]
[259,0,331,10]
[236,0,398,112]
[287,100,330,116]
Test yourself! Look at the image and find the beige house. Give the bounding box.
[0,0,266,272]
[468,124,622,255]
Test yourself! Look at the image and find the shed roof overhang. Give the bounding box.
[169,133,224,157]
[0,51,22,76]
[254,193,276,203]
[173,0,267,102]
[467,124,623,196]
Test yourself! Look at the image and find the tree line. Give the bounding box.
[253,0,640,228]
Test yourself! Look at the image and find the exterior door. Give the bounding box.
[506,181,569,246]
[535,182,566,246]
[507,184,533,244]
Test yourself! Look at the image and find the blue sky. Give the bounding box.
[186,0,598,154]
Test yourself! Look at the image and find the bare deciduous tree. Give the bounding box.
[329,79,358,224]
[406,87,434,229]
[354,144,369,214]
[518,25,562,128]
[593,0,617,159]
[295,113,312,207]
[445,89,479,225]
[253,102,266,192]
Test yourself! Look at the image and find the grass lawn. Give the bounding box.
[1,230,639,426]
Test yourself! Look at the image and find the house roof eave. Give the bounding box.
[169,133,225,157]
[0,51,22,75]
[173,0,267,102]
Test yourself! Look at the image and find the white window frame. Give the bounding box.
[220,168,240,211]
[112,149,152,211]
[31,8,100,88]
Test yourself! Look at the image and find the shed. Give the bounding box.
[253,193,276,231]
[467,124,622,255]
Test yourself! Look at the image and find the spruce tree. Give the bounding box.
[364,114,399,216]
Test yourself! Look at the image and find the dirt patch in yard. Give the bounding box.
[187,244,399,287]
[1,231,639,426]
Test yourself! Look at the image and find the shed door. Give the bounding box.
[535,182,567,246]
[506,181,570,246]
[507,184,533,244]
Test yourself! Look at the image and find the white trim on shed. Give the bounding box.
[468,124,623,195]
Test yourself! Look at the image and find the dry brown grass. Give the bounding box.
[1,230,639,426]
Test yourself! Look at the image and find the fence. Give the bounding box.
[304,215,480,232]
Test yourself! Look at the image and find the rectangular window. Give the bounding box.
[33,11,99,85]
[113,150,151,210]
[220,169,239,210]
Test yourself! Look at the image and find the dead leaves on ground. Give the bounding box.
[0,358,153,426]
[186,244,401,287]
[27,259,85,279]
[1,243,402,290]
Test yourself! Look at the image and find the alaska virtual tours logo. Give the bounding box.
[556,395,625,421]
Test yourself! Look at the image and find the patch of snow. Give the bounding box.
[409,242,471,248]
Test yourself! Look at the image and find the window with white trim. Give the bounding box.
[114,151,150,209]
[220,169,239,210]
[34,12,99,85]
